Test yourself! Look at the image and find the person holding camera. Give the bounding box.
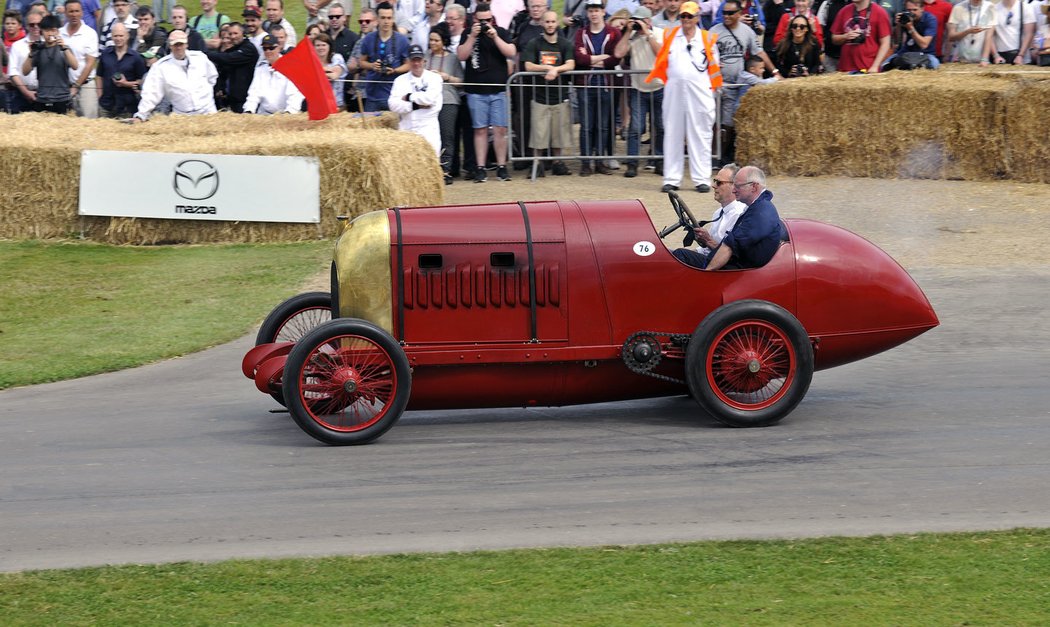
[881,0,939,68]
[946,0,996,64]
[96,22,145,117]
[774,15,822,75]
[21,14,77,114]
[613,5,664,178]
[359,1,410,112]
[458,2,517,182]
[830,0,892,72]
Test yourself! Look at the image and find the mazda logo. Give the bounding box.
[173,159,219,201]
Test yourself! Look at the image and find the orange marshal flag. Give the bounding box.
[273,37,339,121]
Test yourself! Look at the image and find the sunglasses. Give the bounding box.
[263,45,279,50]
[1006,11,1013,25]
[790,23,808,29]
[679,13,696,19]
[328,13,344,18]
[359,18,372,23]
[27,22,41,27]
[713,179,733,186]
[722,9,740,15]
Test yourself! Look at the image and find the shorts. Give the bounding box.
[466,92,508,128]
[529,100,572,149]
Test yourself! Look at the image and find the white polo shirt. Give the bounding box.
[60,22,101,83]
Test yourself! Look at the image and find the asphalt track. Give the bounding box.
[3,178,1050,572]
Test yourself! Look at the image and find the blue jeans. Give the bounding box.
[627,88,663,166]
[578,86,612,166]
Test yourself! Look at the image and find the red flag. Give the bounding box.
[273,37,339,121]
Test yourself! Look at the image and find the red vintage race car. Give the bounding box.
[242,193,938,445]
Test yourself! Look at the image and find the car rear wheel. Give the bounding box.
[686,300,813,428]
[282,319,411,445]
[255,291,333,346]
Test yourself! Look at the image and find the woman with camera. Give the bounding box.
[21,14,77,114]
[774,15,823,76]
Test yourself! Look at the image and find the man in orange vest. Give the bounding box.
[645,0,721,194]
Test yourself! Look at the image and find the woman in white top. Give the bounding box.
[313,32,348,110]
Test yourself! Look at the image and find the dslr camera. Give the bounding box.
[792,63,807,76]
[31,39,46,52]
[570,14,586,27]
[376,57,390,73]
[630,18,643,32]
[479,21,491,35]
[896,11,913,25]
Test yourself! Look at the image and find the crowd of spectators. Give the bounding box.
[3,0,1050,185]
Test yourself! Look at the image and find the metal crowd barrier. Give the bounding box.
[505,69,726,181]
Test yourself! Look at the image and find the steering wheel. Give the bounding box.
[658,191,700,240]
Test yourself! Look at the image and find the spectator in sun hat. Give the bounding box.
[133,26,218,119]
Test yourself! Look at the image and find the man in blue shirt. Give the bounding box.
[702,165,785,270]
[881,0,939,69]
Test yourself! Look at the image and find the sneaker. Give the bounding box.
[643,164,656,171]
[474,168,487,183]
[444,174,454,186]
[606,159,620,170]
[595,162,612,175]
[660,184,679,193]
[463,171,475,181]
[696,183,711,193]
[497,165,511,181]
[552,161,571,176]
[579,164,593,177]
[655,164,663,176]
[624,164,638,178]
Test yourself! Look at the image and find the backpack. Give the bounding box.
[890,51,932,70]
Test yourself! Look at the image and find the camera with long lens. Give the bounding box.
[631,18,643,32]
[896,11,912,25]
[479,21,491,35]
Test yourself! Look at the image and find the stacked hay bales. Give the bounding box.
[0,112,444,243]
[735,65,1050,183]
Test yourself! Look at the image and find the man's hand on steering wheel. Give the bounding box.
[658,191,700,239]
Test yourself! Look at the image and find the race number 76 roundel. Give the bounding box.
[633,241,657,257]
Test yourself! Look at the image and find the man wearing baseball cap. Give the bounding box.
[646,0,721,193]
[242,7,266,56]
[388,43,443,158]
[132,28,218,120]
[243,33,303,114]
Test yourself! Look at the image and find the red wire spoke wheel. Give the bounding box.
[686,300,813,428]
[283,319,411,445]
[255,292,333,345]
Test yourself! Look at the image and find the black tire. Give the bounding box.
[686,300,813,428]
[255,291,333,346]
[282,318,411,445]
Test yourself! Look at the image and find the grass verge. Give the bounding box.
[1,529,1048,624]
[0,240,330,390]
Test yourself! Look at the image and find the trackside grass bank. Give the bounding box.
[0,240,330,390]
[2,529,1048,625]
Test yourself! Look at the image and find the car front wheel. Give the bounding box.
[282,318,411,445]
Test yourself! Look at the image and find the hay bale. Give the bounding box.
[1004,77,1050,184]
[0,112,444,243]
[735,66,1050,182]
